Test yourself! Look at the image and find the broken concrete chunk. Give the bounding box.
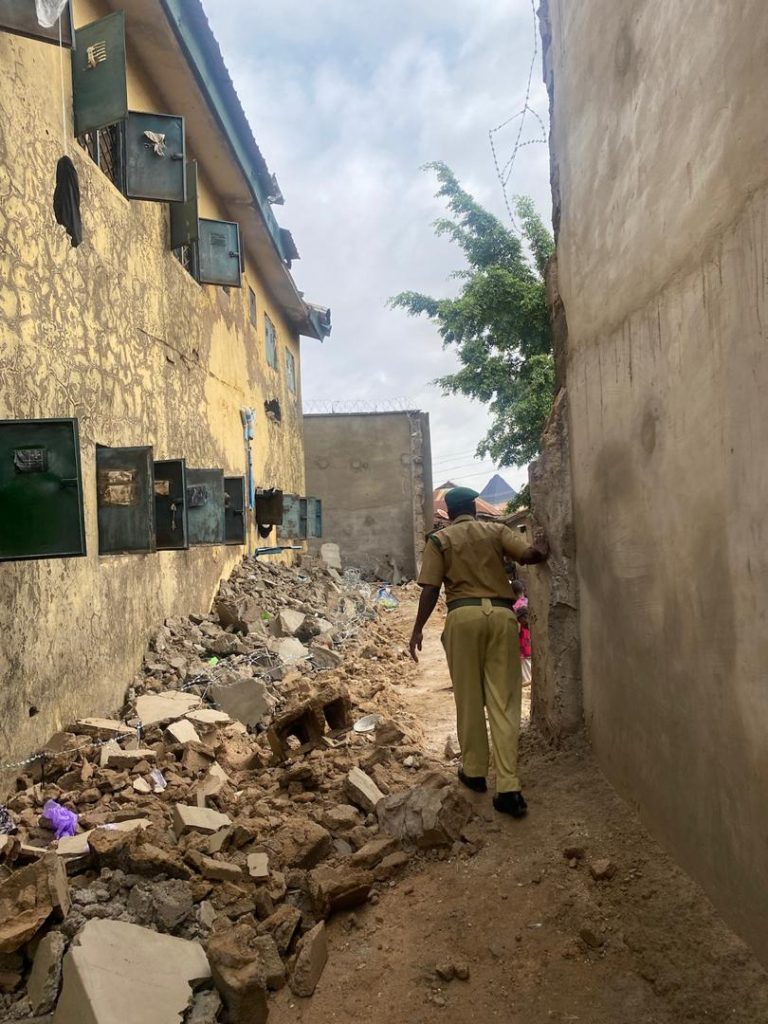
[273,608,306,637]
[195,856,243,883]
[308,865,373,918]
[173,805,232,838]
[207,923,270,1024]
[27,930,67,1014]
[322,804,361,832]
[196,763,231,808]
[274,637,308,665]
[374,851,410,881]
[319,543,342,570]
[344,767,385,814]
[133,777,152,794]
[208,677,273,729]
[135,691,201,728]
[290,921,328,997]
[310,646,343,670]
[272,818,331,869]
[444,733,461,760]
[56,819,151,860]
[103,748,157,770]
[589,858,617,881]
[377,783,472,848]
[53,919,210,1024]
[257,905,301,956]
[71,719,133,740]
[165,719,200,746]
[186,989,222,1024]
[247,853,269,881]
[349,836,399,870]
[186,709,231,726]
[0,854,70,953]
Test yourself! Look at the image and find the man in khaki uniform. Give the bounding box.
[409,487,547,817]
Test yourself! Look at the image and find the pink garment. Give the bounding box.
[513,596,528,612]
[518,624,532,659]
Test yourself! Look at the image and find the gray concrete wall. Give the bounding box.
[544,0,768,961]
[304,412,432,579]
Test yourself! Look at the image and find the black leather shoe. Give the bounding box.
[493,791,528,817]
[458,768,487,793]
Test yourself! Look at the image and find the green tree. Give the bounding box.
[390,162,554,470]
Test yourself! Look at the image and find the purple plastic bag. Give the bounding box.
[42,799,78,840]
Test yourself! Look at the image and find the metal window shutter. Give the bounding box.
[124,111,186,203]
[186,468,225,545]
[224,476,246,545]
[154,459,189,550]
[198,219,241,287]
[0,0,73,46]
[96,444,156,555]
[72,12,128,137]
[0,417,85,561]
[277,494,300,540]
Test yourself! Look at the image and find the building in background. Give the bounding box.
[432,482,500,529]
[303,411,432,580]
[0,0,329,762]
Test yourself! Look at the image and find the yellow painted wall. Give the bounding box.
[0,11,305,765]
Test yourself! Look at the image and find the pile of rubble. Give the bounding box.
[0,557,473,1023]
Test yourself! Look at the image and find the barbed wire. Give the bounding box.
[489,0,548,232]
[303,398,421,415]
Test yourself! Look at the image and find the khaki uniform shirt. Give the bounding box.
[417,516,529,603]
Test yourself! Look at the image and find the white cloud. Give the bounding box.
[203,0,550,494]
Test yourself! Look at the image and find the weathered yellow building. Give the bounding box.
[0,0,330,762]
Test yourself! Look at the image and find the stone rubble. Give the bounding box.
[0,555,475,1021]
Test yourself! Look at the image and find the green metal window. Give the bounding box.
[124,111,186,203]
[265,314,278,370]
[197,219,242,288]
[306,497,323,538]
[249,287,257,327]
[285,348,297,393]
[0,418,85,562]
[72,12,128,137]
[277,493,301,540]
[0,0,73,46]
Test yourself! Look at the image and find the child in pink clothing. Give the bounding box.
[517,605,532,686]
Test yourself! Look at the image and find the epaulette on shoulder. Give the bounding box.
[427,530,445,551]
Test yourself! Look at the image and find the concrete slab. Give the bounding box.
[53,919,210,1024]
[185,709,231,726]
[165,720,200,746]
[135,692,201,728]
[173,805,232,838]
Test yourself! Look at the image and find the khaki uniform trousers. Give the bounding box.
[442,599,522,792]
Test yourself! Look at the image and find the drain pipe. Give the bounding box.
[240,407,256,555]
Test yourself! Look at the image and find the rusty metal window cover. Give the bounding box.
[72,12,128,137]
[249,287,257,327]
[186,468,225,545]
[13,447,48,473]
[285,348,297,393]
[96,445,156,555]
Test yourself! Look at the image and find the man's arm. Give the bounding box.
[519,537,549,565]
[409,585,441,663]
[501,524,549,566]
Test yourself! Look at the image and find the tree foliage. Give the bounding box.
[390,162,554,467]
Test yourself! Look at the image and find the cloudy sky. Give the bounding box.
[204,0,551,494]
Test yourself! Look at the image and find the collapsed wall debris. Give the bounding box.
[0,556,475,1021]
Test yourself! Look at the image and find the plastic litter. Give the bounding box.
[0,806,16,835]
[375,586,399,610]
[35,0,68,28]
[353,714,382,733]
[207,657,219,666]
[150,768,167,793]
[42,799,78,839]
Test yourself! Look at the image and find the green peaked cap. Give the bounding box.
[444,486,479,515]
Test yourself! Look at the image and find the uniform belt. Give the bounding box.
[446,598,515,612]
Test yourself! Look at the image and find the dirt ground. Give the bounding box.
[271,594,768,1024]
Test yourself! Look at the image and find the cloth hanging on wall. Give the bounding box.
[53,155,82,248]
